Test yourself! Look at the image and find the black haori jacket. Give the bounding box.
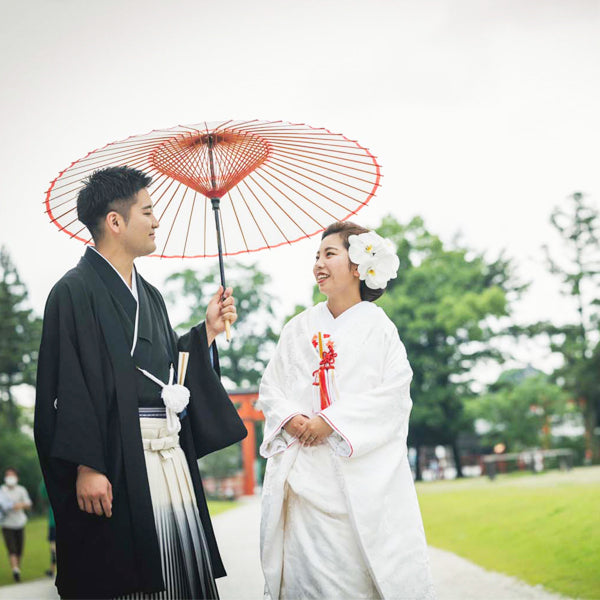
[34,248,247,599]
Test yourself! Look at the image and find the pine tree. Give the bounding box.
[544,192,600,461]
[0,246,42,428]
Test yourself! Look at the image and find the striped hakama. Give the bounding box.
[119,409,219,599]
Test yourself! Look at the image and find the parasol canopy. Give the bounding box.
[45,120,382,259]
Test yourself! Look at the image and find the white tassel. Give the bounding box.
[137,364,190,434]
[161,384,190,433]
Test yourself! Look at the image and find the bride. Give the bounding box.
[258,221,436,599]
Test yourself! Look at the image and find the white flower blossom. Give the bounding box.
[348,232,385,264]
[358,254,400,289]
[349,232,400,289]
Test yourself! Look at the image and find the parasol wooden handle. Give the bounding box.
[225,319,231,342]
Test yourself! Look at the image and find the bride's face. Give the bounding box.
[313,233,360,299]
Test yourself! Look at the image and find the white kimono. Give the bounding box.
[258,301,436,600]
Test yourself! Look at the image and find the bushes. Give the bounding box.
[552,435,587,466]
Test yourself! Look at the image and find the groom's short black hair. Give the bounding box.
[77,166,152,242]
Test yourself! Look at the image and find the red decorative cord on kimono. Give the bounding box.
[312,333,337,410]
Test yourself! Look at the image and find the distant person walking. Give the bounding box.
[0,467,32,582]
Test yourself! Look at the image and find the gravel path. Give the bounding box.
[0,495,572,600]
[213,497,570,600]
[429,546,568,600]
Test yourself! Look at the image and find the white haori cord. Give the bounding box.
[138,352,191,434]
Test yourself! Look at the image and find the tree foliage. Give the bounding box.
[543,192,600,461]
[374,216,523,477]
[166,261,279,482]
[166,261,279,389]
[286,216,523,478]
[197,442,241,480]
[0,247,43,507]
[466,369,570,451]
[0,247,42,428]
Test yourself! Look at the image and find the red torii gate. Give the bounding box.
[231,390,264,496]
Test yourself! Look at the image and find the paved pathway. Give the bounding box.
[213,498,264,599]
[428,547,567,600]
[0,496,570,600]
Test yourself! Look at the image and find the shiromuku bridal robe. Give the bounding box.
[34,247,247,599]
[258,301,436,600]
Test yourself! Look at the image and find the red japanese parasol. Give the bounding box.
[45,119,382,336]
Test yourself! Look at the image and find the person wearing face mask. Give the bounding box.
[1,467,32,582]
[258,221,436,600]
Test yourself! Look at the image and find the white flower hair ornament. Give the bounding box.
[348,232,400,290]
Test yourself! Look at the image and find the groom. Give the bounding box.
[35,166,247,599]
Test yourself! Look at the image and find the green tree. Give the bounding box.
[543,192,600,461]
[375,216,523,479]
[466,369,570,451]
[197,443,241,480]
[166,262,280,484]
[0,247,42,428]
[166,261,279,389]
[0,247,43,507]
[285,216,523,479]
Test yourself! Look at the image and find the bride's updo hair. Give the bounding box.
[321,221,385,302]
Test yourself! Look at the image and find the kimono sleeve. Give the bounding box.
[319,325,413,459]
[34,281,107,475]
[177,323,247,458]
[257,326,303,458]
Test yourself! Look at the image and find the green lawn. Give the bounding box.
[417,466,600,599]
[0,500,238,586]
[0,517,50,586]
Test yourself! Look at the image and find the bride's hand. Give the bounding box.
[298,416,333,446]
[284,415,310,437]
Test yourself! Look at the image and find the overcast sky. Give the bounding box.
[1,0,599,380]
